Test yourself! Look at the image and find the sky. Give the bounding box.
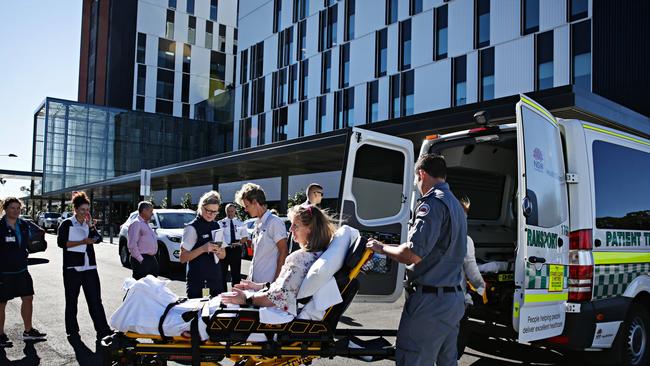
[0,1,82,199]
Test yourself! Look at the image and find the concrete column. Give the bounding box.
[108,191,114,244]
[47,199,52,212]
[280,170,289,215]
[166,184,172,208]
[60,196,66,213]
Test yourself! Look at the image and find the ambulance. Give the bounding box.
[338,95,650,365]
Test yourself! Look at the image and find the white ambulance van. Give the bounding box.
[339,95,650,365]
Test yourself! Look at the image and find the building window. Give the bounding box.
[334,90,343,129]
[386,0,397,25]
[272,107,288,142]
[251,76,265,114]
[156,69,174,100]
[293,0,309,22]
[241,83,249,118]
[299,100,309,136]
[182,103,190,117]
[479,47,495,101]
[137,33,146,64]
[257,113,266,145]
[136,96,145,111]
[340,43,350,88]
[182,44,191,73]
[137,65,146,96]
[156,99,173,114]
[186,0,195,14]
[218,24,226,52]
[239,118,252,149]
[299,59,308,100]
[536,31,553,90]
[452,55,467,106]
[165,10,175,40]
[319,3,338,51]
[344,87,355,127]
[168,0,176,9]
[475,0,490,48]
[205,20,214,48]
[210,51,226,80]
[571,20,591,90]
[345,0,355,41]
[568,0,588,22]
[297,20,307,61]
[240,49,248,84]
[250,41,264,80]
[389,74,400,119]
[401,70,414,117]
[434,5,448,60]
[367,80,379,123]
[181,73,189,102]
[399,19,412,71]
[376,28,387,77]
[188,16,196,44]
[410,0,423,15]
[522,0,539,35]
[286,27,294,66]
[210,0,218,21]
[273,0,282,33]
[317,95,327,133]
[289,64,298,104]
[321,50,331,93]
[158,39,176,70]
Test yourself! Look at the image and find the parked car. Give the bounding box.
[57,212,73,227]
[37,212,61,233]
[25,220,47,253]
[118,209,196,273]
[242,216,292,259]
[19,215,34,222]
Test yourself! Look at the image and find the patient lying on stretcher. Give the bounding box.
[110,205,357,341]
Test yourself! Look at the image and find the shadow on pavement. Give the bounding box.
[465,336,568,365]
[67,335,102,366]
[339,315,362,327]
[0,340,43,365]
[27,258,49,266]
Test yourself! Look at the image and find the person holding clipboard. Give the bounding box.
[179,191,226,298]
[57,191,111,342]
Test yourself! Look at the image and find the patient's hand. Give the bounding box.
[234,280,264,291]
[221,288,246,305]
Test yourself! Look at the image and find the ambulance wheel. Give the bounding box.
[615,302,649,366]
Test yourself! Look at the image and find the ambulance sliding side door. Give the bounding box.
[339,128,414,302]
[513,95,570,342]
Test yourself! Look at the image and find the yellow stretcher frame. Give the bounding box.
[101,247,397,366]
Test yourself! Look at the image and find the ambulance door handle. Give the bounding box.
[528,256,546,264]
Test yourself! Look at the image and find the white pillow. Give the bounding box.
[297,225,360,299]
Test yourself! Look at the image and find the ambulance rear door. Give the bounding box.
[513,95,570,342]
[339,128,414,302]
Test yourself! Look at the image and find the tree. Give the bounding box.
[161,197,169,209]
[288,189,307,209]
[181,193,193,209]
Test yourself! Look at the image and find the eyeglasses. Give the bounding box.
[204,208,219,215]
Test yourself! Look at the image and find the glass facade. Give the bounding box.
[33,98,231,194]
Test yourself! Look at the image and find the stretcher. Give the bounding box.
[100,236,396,366]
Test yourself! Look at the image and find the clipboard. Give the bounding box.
[68,227,87,253]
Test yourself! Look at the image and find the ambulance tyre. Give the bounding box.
[614,302,649,366]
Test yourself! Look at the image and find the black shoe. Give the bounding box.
[0,333,13,348]
[23,328,47,340]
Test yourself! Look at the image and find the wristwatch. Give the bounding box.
[245,296,254,306]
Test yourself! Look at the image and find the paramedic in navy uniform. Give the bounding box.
[0,198,47,348]
[180,191,226,298]
[368,154,467,366]
[57,191,111,341]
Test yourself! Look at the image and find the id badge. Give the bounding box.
[5,236,16,243]
[202,286,210,298]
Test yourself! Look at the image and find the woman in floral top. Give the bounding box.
[221,204,336,316]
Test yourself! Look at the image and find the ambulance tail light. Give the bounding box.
[569,229,592,250]
[568,264,593,302]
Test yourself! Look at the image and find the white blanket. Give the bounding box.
[109,276,343,341]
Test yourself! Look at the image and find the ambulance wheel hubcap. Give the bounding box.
[627,317,647,364]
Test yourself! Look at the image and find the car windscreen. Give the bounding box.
[45,213,61,218]
[157,213,197,229]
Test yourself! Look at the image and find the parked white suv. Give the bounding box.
[118,209,196,273]
[37,212,61,233]
[57,212,73,228]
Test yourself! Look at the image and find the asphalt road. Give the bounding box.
[2,233,591,365]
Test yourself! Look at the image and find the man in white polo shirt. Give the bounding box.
[235,183,288,283]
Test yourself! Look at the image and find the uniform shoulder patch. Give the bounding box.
[416,203,430,217]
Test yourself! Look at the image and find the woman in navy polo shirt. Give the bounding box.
[0,197,47,347]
